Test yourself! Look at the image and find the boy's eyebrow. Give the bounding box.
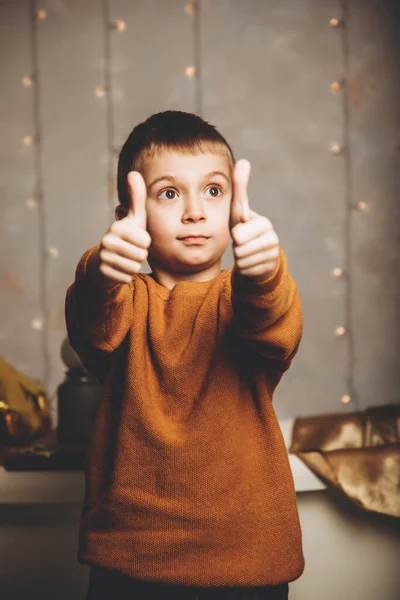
[148,171,230,189]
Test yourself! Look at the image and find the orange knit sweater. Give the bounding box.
[65,244,305,587]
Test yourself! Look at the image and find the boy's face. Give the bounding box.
[138,150,232,276]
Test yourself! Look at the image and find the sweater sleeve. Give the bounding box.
[230,246,303,373]
[65,244,134,358]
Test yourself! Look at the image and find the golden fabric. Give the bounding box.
[289,404,400,517]
[0,356,51,443]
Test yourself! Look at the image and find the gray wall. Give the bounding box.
[1,0,399,425]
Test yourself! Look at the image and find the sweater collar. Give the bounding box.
[144,270,228,300]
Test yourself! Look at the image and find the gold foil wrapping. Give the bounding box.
[0,357,52,444]
[289,404,400,517]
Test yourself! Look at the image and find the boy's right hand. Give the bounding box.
[96,171,152,285]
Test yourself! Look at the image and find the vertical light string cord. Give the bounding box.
[102,0,115,223]
[30,0,51,393]
[193,1,203,117]
[340,0,358,410]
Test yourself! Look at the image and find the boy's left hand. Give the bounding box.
[230,159,280,281]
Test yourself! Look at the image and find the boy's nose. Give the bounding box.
[182,211,206,223]
[182,198,206,222]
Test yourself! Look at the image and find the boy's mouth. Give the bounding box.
[178,235,209,244]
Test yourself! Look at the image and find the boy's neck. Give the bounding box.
[148,259,223,290]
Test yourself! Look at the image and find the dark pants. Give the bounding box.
[86,566,289,600]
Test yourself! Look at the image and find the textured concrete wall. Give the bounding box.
[1,0,399,424]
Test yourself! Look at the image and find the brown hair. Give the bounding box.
[117,110,235,209]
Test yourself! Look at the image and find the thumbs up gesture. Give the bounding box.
[230,159,280,281]
[98,171,152,284]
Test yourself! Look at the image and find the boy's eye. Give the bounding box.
[205,185,222,198]
[159,189,177,200]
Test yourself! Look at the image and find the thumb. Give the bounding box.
[126,171,147,230]
[231,159,251,229]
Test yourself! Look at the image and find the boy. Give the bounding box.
[65,111,304,600]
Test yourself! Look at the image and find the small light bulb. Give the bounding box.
[23,136,34,147]
[332,267,344,278]
[341,394,351,404]
[26,197,38,209]
[37,8,47,20]
[357,201,369,211]
[329,80,342,94]
[329,17,341,27]
[330,142,342,154]
[31,318,43,330]
[185,66,196,78]
[95,85,106,97]
[184,2,196,13]
[335,326,347,336]
[22,75,34,88]
[114,19,126,32]
[47,247,59,258]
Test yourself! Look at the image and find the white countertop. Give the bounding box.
[0,419,326,503]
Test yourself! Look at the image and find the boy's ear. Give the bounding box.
[115,205,127,221]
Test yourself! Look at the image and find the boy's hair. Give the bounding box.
[117,110,235,210]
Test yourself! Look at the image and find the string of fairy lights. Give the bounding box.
[21,2,362,409]
[329,8,362,410]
